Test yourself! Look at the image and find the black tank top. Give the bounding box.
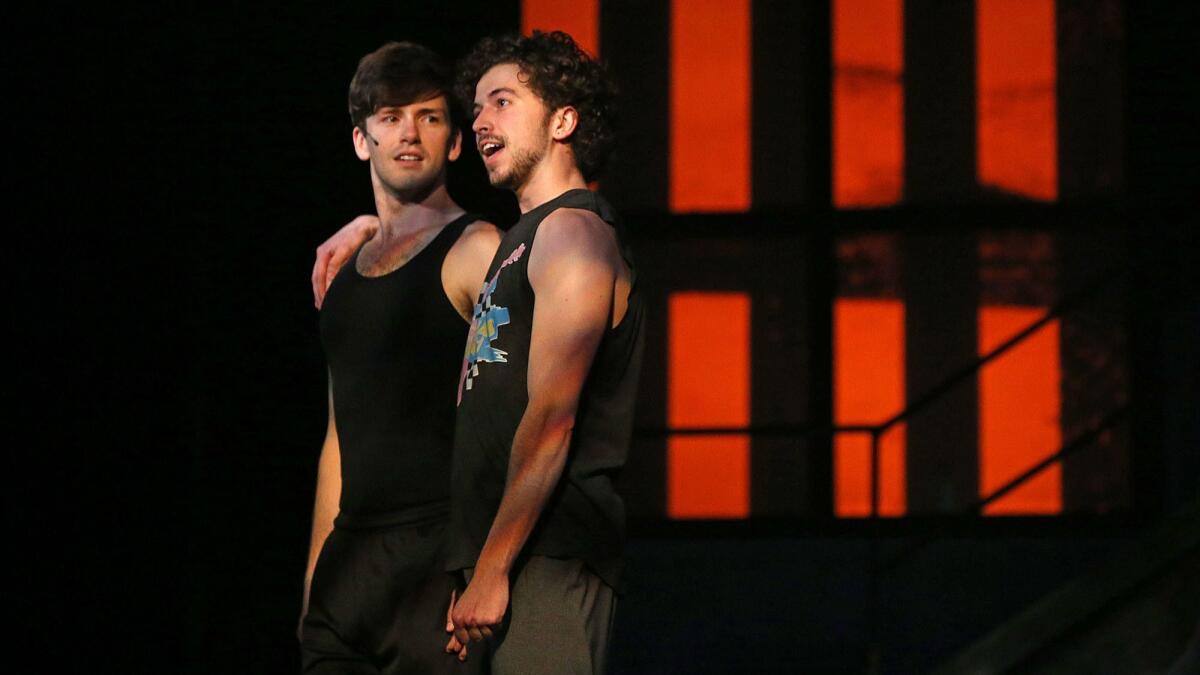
[319,213,475,529]
[448,190,645,588]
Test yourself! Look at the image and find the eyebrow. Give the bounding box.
[376,104,446,115]
[475,87,518,106]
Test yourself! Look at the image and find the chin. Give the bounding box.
[385,175,439,199]
[487,170,511,189]
[495,176,522,192]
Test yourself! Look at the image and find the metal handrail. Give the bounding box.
[856,264,1129,675]
[633,262,1129,521]
[632,261,1131,675]
[862,263,1128,521]
[878,403,1130,573]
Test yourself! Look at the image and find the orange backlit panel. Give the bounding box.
[667,435,751,520]
[668,292,751,518]
[833,0,904,208]
[976,0,1058,200]
[834,298,906,517]
[521,0,599,57]
[669,0,751,213]
[979,306,1062,515]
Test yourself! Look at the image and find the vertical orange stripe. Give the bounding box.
[834,299,906,516]
[833,0,904,208]
[979,306,1062,515]
[669,0,751,213]
[977,0,1058,200]
[521,0,600,57]
[667,292,751,518]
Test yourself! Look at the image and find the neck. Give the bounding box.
[513,148,588,213]
[372,178,464,238]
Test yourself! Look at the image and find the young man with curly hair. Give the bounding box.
[313,31,642,674]
[443,31,643,675]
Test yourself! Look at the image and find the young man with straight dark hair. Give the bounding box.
[299,41,499,675]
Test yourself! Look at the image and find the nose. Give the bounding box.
[397,114,420,143]
[472,109,490,136]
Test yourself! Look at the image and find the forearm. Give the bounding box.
[353,214,380,238]
[474,404,573,577]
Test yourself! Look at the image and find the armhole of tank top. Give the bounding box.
[589,212,638,335]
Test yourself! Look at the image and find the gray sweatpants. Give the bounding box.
[465,555,616,675]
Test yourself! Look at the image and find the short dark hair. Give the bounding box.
[348,41,460,132]
[456,31,617,181]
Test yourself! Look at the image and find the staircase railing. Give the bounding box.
[633,260,1132,674]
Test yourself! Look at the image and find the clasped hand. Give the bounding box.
[444,568,509,661]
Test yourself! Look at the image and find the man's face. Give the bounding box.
[354,94,461,199]
[471,63,553,191]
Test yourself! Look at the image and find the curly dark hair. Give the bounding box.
[348,41,462,133]
[456,31,617,182]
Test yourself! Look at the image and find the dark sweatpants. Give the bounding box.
[300,517,484,675]
[464,556,616,675]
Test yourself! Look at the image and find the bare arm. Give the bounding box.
[441,220,503,321]
[311,215,379,309]
[451,209,621,643]
[299,379,341,638]
[439,220,502,660]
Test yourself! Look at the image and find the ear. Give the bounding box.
[352,126,371,161]
[551,106,579,141]
[448,128,463,162]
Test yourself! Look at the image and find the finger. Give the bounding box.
[312,250,330,308]
[468,626,484,642]
[458,642,468,662]
[445,635,461,654]
[480,625,494,639]
[325,251,350,291]
[454,626,471,645]
[313,247,330,286]
[445,589,456,632]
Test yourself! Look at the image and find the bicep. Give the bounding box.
[526,254,614,410]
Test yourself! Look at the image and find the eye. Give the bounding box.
[424,114,441,124]
[497,98,510,107]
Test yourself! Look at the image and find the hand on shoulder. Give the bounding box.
[311,215,379,309]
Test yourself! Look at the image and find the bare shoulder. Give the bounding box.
[447,219,502,266]
[442,219,502,320]
[534,208,618,260]
[462,219,503,244]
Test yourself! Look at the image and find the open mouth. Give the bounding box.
[395,153,423,163]
[479,138,505,159]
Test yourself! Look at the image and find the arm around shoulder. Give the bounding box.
[312,215,379,309]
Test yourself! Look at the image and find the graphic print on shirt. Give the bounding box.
[458,243,527,404]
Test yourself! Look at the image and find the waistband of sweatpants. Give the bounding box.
[333,499,450,531]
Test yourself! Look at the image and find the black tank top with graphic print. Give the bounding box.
[447,190,644,588]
